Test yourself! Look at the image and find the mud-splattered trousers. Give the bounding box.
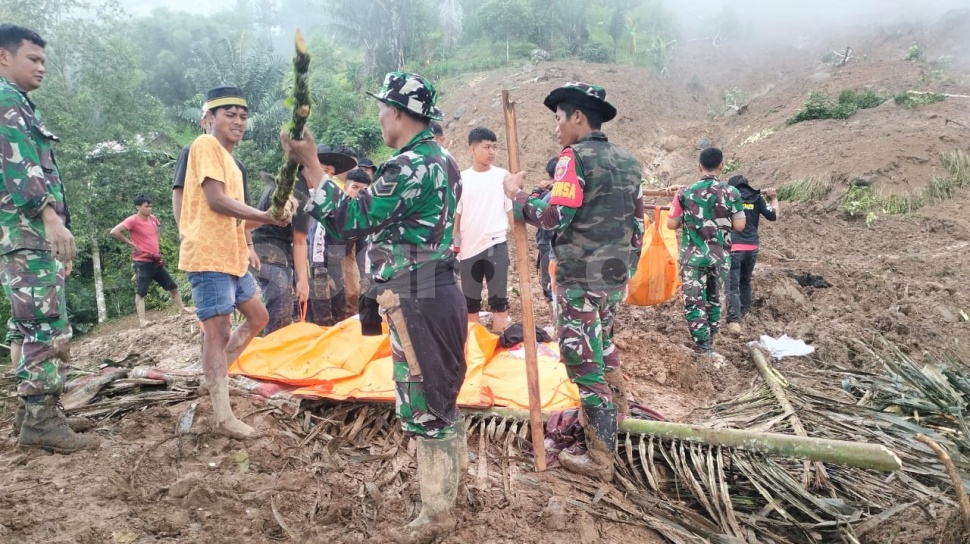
[0,249,71,397]
[557,287,624,409]
[379,279,468,440]
[681,258,730,347]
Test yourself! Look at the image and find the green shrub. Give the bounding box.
[906,42,925,62]
[894,91,946,109]
[723,158,741,175]
[840,89,886,109]
[839,185,881,226]
[787,89,888,125]
[581,41,613,64]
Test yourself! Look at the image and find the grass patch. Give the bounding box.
[786,89,889,125]
[777,177,834,202]
[836,150,970,225]
[894,91,946,109]
[776,151,970,225]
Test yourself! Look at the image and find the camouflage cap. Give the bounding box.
[543,82,617,122]
[367,71,444,121]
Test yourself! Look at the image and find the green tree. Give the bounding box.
[129,8,240,107]
[326,0,438,77]
[477,0,533,60]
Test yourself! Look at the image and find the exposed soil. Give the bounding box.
[3,14,970,544]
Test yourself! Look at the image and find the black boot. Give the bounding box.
[558,405,617,481]
[604,369,631,417]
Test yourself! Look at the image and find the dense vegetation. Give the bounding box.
[0,0,682,341]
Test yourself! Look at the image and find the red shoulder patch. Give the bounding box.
[549,148,583,208]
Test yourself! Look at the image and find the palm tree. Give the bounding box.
[186,33,288,148]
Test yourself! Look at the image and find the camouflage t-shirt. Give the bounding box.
[0,77,68,255]
[671,176,743,267]
[514,131,644,290]
[305,128,461,283]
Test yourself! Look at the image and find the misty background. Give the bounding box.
[0,0,966,335]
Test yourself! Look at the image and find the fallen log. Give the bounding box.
[470,406,903,472]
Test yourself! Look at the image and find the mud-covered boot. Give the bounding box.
[558,406,617,482]
[604,369,631,417]
[11,398,25,437]
[455,420,469,475]
[408,431,461,530]
[18,395,99,453]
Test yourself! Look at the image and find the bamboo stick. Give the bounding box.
[501,89,546,472]
[469,406,903,472]
[642,189,679,197]
[270,29,311,221]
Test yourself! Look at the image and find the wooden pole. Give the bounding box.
[470,407,903,473]
[501,89,547,472]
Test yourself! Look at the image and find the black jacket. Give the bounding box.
[728,176,776,247]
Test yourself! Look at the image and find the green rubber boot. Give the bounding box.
[408,431,461,528]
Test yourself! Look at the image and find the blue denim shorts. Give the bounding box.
[187,271,258,322]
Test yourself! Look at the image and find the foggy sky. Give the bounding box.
[122,0,970,41]
[126,0,968,22]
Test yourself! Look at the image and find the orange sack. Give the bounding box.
[626,206,680,306]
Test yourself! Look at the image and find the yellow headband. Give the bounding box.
[203,97,248,111]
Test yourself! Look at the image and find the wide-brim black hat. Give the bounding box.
[543,82,617,122]
[316,145,357,175]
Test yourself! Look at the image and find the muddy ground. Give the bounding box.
[2,14,970,544]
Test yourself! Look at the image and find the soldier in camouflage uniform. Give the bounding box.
[0,24,96,452]
[503,82,645,481]
[666,147,745,366]
[282,72,466,532]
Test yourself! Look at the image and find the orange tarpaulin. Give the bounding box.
[229,319,580,411]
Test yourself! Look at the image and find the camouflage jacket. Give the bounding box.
[673,176,743,267]
[0,77,68,255]
[514,132,644,290]
[306,128,461,284]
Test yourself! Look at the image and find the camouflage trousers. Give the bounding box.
[557,286,624,409]
[681,260,730,347]
[0,249,72,397]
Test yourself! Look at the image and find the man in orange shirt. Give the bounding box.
[178,87,289,438]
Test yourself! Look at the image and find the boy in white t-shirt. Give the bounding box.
[455,127,513,332]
